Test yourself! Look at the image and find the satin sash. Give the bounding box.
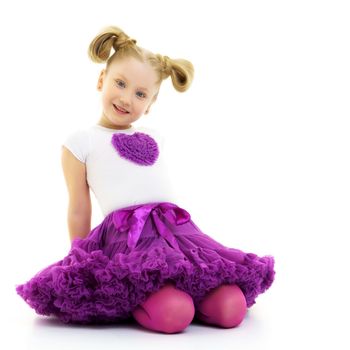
[112,202,191,251]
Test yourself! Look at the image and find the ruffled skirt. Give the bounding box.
[15,201,275,324]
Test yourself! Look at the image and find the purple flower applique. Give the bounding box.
[111,132,159,166]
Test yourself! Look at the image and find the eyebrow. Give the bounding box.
[115,74,150,92]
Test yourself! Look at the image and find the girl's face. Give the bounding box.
[97,56,160,129]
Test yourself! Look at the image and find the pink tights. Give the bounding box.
[131,282,247,334]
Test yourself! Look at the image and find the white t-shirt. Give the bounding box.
[62,124,176,217]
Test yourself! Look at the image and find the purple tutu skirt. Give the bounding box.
[16,201,275,324]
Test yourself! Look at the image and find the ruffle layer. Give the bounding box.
[16,236,274,324]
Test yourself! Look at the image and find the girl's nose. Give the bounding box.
[120,92,131,107]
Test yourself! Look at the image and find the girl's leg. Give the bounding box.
[195,284,247,328]
[131,282,195,334]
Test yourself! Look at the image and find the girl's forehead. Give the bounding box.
[109,57,158,85]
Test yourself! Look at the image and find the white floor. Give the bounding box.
[3,273,347,350]
[2,292,275,350]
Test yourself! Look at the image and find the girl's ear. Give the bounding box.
[97,69,106,91]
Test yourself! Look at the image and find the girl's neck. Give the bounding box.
[97,121,133,130]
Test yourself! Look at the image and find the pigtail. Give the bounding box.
[156,54,194,92]
[87,26,137,64]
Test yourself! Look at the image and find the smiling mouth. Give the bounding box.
[113,104,129,114]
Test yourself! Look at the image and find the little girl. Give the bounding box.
[16,25,275,334]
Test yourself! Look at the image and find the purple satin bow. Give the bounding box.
[112,202,191,251]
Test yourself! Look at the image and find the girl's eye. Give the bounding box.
[136,91,146,98]
[116,80,125,88]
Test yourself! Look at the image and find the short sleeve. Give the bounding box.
[62,129,90,163]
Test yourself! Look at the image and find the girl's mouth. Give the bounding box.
[113,104,129,114]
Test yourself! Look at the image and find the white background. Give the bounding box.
[1,0,349,349]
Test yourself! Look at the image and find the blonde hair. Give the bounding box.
[88,25,194,92]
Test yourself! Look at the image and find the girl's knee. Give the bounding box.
[133,283,195,334]
[196,284,247,328]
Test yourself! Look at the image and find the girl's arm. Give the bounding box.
[61,146,92,243]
